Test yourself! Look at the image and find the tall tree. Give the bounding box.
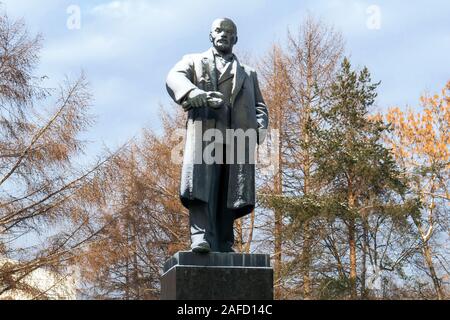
[308,58,407,299]
[384,82,450,299]
[0,11,115,299]
[259,44,290,299]
[258,16,343,299]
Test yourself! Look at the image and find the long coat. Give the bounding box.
[166,48,269,219]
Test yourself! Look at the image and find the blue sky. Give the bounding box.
[1,0,449,157]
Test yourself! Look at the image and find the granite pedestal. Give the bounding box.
[161,251,273,300]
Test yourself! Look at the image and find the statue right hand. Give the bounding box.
[187,89,209,108]
[206,91,225,109]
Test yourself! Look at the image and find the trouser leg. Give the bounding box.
[216,161,235,251]
[189,200,214,249]
[188,143,235,252]
[188,158,221,250]
[207,162,221,251]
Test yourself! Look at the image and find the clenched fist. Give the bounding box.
[187,88,208,107]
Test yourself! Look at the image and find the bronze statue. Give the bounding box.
[166,18,268,253]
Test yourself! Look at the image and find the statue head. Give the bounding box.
[209,18,238,55]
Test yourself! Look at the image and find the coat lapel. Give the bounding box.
[231,57,245,105]
[200,48,245,104]
[218,62,233,84]
[201,49,218,91]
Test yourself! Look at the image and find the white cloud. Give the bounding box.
[91,1,132,18]
[89,0,174,21]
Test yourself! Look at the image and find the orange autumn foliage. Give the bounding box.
[385,81,450,170]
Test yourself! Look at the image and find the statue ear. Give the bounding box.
[209,33,214,43]
[234,36,238,45]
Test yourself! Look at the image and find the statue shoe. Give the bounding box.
[191,241,211,254]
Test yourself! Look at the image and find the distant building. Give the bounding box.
[0,259,77,300]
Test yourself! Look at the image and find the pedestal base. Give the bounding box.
[161,251,273,300]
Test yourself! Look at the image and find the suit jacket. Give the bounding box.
[166,48,269,218]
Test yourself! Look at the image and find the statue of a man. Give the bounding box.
[166,18,269,253]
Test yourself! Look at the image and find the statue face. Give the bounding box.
[210,19,238,54]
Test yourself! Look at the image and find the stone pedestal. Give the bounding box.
[160,251,273,300]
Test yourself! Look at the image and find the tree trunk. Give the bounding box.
[361,215,370,299]
[302,221,312,299]
[422,241,444,300]
[273,55,283,299]
[235,218,243,253]
[348,217,357,299]
[273,140,283,299]
[274,207,283,299]
[243,210,255,254]
[301,132,312,299]
[412,189,445,300]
